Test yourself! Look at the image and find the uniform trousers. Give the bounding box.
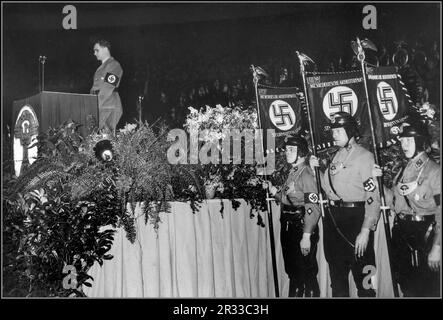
[391,217,440,297]
[323,206,376,297]
[280,208,320,297]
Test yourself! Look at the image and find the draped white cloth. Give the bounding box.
[83,200,396,297]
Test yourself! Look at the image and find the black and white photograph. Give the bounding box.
[2,1,441,305]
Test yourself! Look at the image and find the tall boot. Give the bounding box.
[295,285,305,297]
[289,279,304,297]
[304,279,320,297]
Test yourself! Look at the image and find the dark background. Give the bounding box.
[2,2,440,132]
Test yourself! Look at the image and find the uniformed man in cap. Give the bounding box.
[373,123,440,296]
[310,111,380,297]
[90,39,123,133]
[264,135,321,297]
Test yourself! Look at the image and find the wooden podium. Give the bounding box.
[12,91,98,176]
[12,91,98,137]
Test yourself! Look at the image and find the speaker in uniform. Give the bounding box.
[90,39,123,133]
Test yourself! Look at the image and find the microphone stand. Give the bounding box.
[137,95,144,123]
[39,55,47,92]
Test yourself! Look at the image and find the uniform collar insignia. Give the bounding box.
[412,152,427,170]
[415,158,423,169]
[290,166,299,174]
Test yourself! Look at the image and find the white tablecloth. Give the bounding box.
[83,199,395,297]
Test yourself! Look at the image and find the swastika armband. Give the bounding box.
[304,192,319,204]
[434,194,441,206]
[104,73,119,86]
[367,197,374,205]
[363,178,376,192]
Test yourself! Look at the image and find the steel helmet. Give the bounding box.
[329,111,359,138]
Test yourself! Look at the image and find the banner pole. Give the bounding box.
[356,38,399,297]
[251,65,280,297]
[296,52,326,217]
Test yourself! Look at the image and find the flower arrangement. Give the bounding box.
[181,104,270,221]
[184,104,258,141]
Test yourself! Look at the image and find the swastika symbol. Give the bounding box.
[269,100,296,131]
[308,193,319,203]
[322,86,358,119]
[328,91,354,114]
[108,75,116,83]
[376,82,398,121]
[363,178,376,192]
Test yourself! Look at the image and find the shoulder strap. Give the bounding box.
[285,166,307,207]
[327,166,341,200]
[394,166,405,185]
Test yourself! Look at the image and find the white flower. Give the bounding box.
[419,102,435,119]
[215,114,224,124]
[247,177,260,186]
[188,107,199,114]
[227,168,236,180]
[119,123,137,134]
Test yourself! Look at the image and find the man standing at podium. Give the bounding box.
[90,39,123,133]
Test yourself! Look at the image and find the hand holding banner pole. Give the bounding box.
[251,64,279,297]
[296,52,327,217]
[354,37,399,297]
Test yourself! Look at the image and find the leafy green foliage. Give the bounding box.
[3,184,121,297]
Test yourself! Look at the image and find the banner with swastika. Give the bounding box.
[256,85,305,152]
[305,70,374,150]
[366,66,412,146]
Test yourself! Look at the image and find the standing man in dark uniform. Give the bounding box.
[373,124,440,296]
[264,135,321,297]
[90,39,123,134]
[310,112,380,297]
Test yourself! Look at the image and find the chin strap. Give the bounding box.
[289,154,299,166]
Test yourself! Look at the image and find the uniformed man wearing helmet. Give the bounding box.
[264,135,321,297]
[373,123,440,296]
[310,111,380,297]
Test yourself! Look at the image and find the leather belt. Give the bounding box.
[282,205,304,215]
[397,213,435,222]
[328,200,365,208]
[91,90,99,95]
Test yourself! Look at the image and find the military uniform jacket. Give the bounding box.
[90,57,123,111]
[387,152,441,246]
[275,162,321,234]
[319,140,381,231]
